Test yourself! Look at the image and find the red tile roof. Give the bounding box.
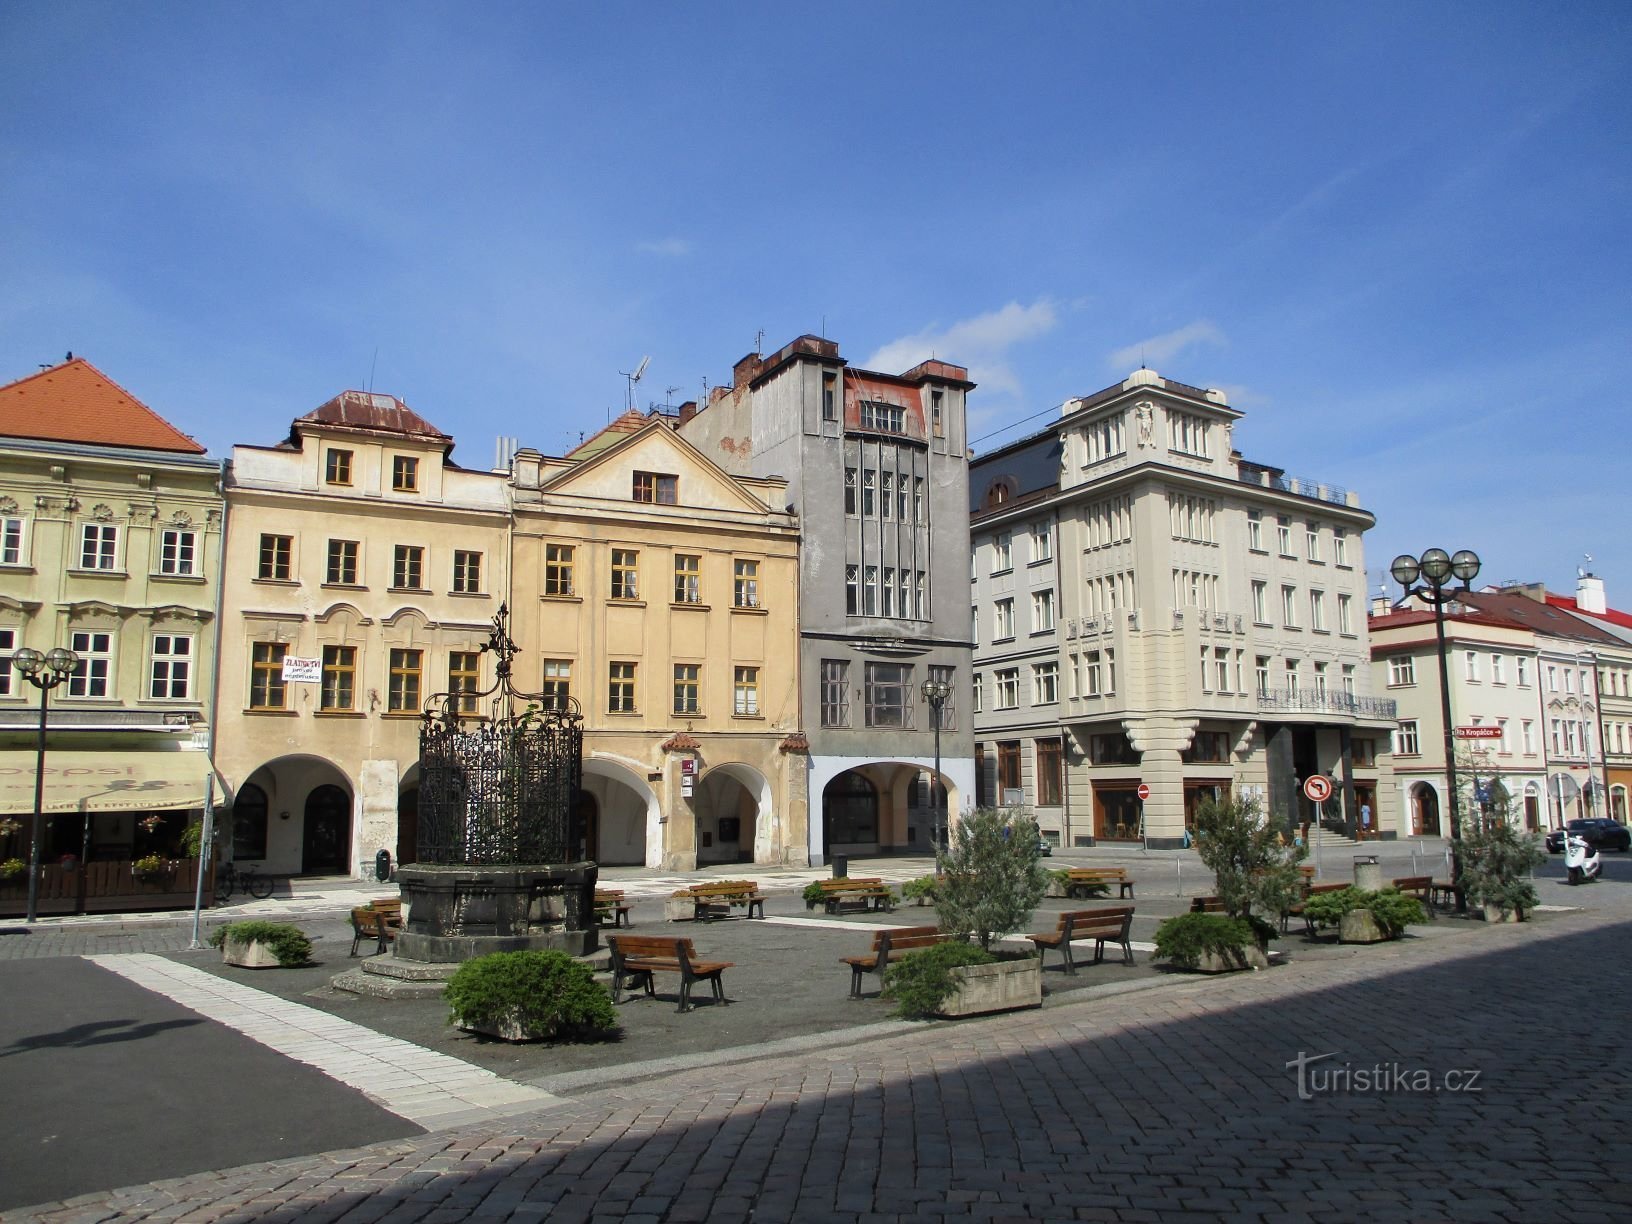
[1546,593,1632,631]
[0,358,205,454]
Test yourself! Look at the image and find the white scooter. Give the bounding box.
[1565,834,1601,885]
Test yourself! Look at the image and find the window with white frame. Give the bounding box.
[1247,510,1264,552]
[734,666,760,715]
[1277,516,1293,556]
[1167,410,1211,458]
[1032,661,1058,705]
[1333,529,1349,567]
[149,633,193,699]
[1251,580,1268,624]
[1396,720,1421,755]
[971,672,982,713]
[1256,656,1270,695]
[993,598,1014,640]
[1281,584,1299,627]
[1214,647,1231,693]
[1285,658,1299,694]
[1388,656,1416,685]
[79,523,119,571]
[1498,717,1510,753]
[0,627,13,695]
[1032,589,1055,632]
[821,659,848,727]
[1491,654,1505,684]
[1464,650,1480,682]
[1085,651,1104,696]
[859,400,906,434]
[847,565,861,615]
[1082,413,1125,463]
[1337,592,1353,634]
[69,630,112,697]
[1314,661,1328,697]
[1306,524,1321,561]
[1310,589,1327,632]
[159,528,198,576]
[1341,663,1356,697]
[1,516,27,566]
[1030,521,1051,561]
[992,533,1012,572]
[994,668,1019,709]
[864,662,914,727]
[541,660,571,711]
[1517,656,1531,687]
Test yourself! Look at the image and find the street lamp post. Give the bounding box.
[921,678,952,852]
[1391,548,1480,911]
[12,645,81,924]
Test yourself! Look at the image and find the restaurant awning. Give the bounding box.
[0,750,217,814]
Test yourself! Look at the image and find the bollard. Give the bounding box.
[831,853,848,879]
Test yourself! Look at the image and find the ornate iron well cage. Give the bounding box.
[394,604,596,962]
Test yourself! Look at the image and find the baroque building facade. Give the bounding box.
[969,369,1395,848]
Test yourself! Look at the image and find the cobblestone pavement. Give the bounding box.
[11,897,1631,1222]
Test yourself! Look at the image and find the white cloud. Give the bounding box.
[636,238,693,257]
[864,300,1058,397]
[1107,320,1226,373]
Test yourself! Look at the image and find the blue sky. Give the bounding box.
[3,2,1629,604]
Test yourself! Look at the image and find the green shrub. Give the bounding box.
[1191,795,1308,925]
[801,881,827,909]
[1301,886,1362,927]
[901,875,939,904]
[208,921,313,966]
[882,941,996,1019]
[0,857,25,881]
[1153,912,1257,969]
[934,808,1049,950]
[131,853,168,878]
[1365,888,1425,937]
[1457,818,1545,917]
[444,950,617,1041]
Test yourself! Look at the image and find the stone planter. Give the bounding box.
[1483,903,1525,924]
[221,939,283,969]
[1339,909,1392,944]
[664,896,696,922]
[454,1012,544,1043]
[1044,880,1070,899]
[936,957,1042,1017]
[1190,943,1271,974]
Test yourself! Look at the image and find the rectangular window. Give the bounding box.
[1251,580,1268,624]
[326,539,359,585]
[734,666,760,716]
[880,566,896,617]
[1396,719,1421,756]
[844,467,857,516]
[997,742,1022,794]
[0,627,12,696]
[1310,589,1326,632]
[388,648,422,712]
[1388,656,1416,686]
[633,471,678,504]
[994,598,1014,640]
[1256,656,1270,696]
[250,642,287,710]
[845,565,860,615]
[258,533,292,581]
[544,544,574,596]
[608,662,637,713]
[1314,661,1328,697]
[1277,517,1293,557]
[1306,525,1321,561]
[1033,589,1055,632]
[320,645,356,711]
[611,549,639,600]
[862,470,876,518]
[449,650,481,716]
[865,662,913,728]
[880,471,894,521]
[393,545,424,590]
[68,630,112,698]
[1352,737,1375,767]
[1037,738,1063,806]
[79,523,120,571]
[392,455,419,492]
[821,659,849,727]
[859,400,906,433]
[1492,654,1506,684]
[733,559,760,608]
[1522,719,1535,753]
[993,533,1012,572]
[673,664,701,715]
[864,565,878,616]
[325,449,353,486]
[541,660,572,711]
[1464,650,1480,682]
[928,664,957,731]
[1,517,26,565]
[1085,651,1103,697]
[1517,656,1531,687]
[972,672,983,712]
[1247,511,1263,552]
[1338,593,1353,635]
[159,528,197,576]
[1032,661,1058,705]
[822,372,837,421]
[452,550,483,594]
[149,633,192,699]
[1282,584,1298,627]
[1333,530,1349,567]
[673,554,702,604]
[931,388,944,437]
[1342,663,1356,697]
[1285,658,1299,694]
[1031,521,1051,561]
[1214,647,1230,693]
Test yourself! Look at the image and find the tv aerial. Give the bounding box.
[621,356,650,413]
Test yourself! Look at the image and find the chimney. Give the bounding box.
[678,400,698,425]
[1577,571,1607,615]
[732,353,764,390]
[1370,593,1392,618]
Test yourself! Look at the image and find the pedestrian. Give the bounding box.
[1360,802,1372,838]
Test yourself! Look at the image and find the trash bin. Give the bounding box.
[1353,854,1381,892]
[831,854,848,879]
[375,848,392,882]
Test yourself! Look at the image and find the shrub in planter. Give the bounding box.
[1192,795,1307,935]
[445,950,618,1042]
[208,921,313,967]
[131,853,168,880]
[882,941,998,1019]
[901,875,939,906]
[1365,888,1425,937]
[1302,886,1424,941]
[1456,817,1544,920]
[0,857,25,881]
[801,881,827,910]
[1153,911,1263,971]
[934,807,1049,950]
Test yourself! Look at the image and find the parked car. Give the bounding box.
[1545,818,1631,854]
[1036,837,1053,857]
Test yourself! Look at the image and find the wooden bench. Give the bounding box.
[1429,880,1459,908]
[594,889,633,928]
[839,925,948,998]
[1391,876,1434,907]
[818,877,895,914]
[1190,895,1227,913]
[1284,882,1352,936]
[348,905,399,957]
[1027,906,1136,973]
[1063,867,1136,899]
[606,934,733,1012]
[678,880,765,921]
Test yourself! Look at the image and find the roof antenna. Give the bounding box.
[665,385,681,410]
[620,355,650,415]
[367,347,378,393]
[755,329,764,355]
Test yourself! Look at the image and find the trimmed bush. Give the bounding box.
[901,875,939,904]
[801,881,827,909]
[934,808,1049,950]
[208,921,313,967]
[444,950,617,1042]
[1153,912,1257,970]
[1300,886,1425,938]
[882,941,996,1020]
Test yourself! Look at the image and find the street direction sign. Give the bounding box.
[1454,726,1503,739]
[1302,775,1333,803]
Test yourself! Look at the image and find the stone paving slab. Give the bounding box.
[12,897,1632,1221]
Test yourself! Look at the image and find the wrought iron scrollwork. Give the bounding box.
[417,603,583,865]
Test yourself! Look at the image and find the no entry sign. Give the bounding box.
[1302,775,1333,803]
[1136,783,1151,801]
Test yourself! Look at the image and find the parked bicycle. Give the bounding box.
[215,861,274,901]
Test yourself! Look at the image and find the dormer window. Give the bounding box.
[325,449,353,486]
[633,471,678,504]
[859,400,906,434]
[392,455,419,492]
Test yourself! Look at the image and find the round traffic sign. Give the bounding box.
[1302,775,1333,803]
[1136,783,1151,801]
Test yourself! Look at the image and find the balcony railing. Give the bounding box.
[1237,462,1352,507]
[1257,688,1396,719]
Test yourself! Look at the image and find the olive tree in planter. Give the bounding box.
[1301,887,1425,943]
[1456,816,1545,922]
[208,921,313,969]
[884,808,1047,1018]
[444,950,618,1043]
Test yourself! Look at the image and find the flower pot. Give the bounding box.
[1339,909,1391,944]
[221,938,283,969]
[1192,943,1271,973]
[936,957,1042,1017]
[664,896,696,922]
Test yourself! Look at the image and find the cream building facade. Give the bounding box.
[508,416,805,870]
[214,392,511,878]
